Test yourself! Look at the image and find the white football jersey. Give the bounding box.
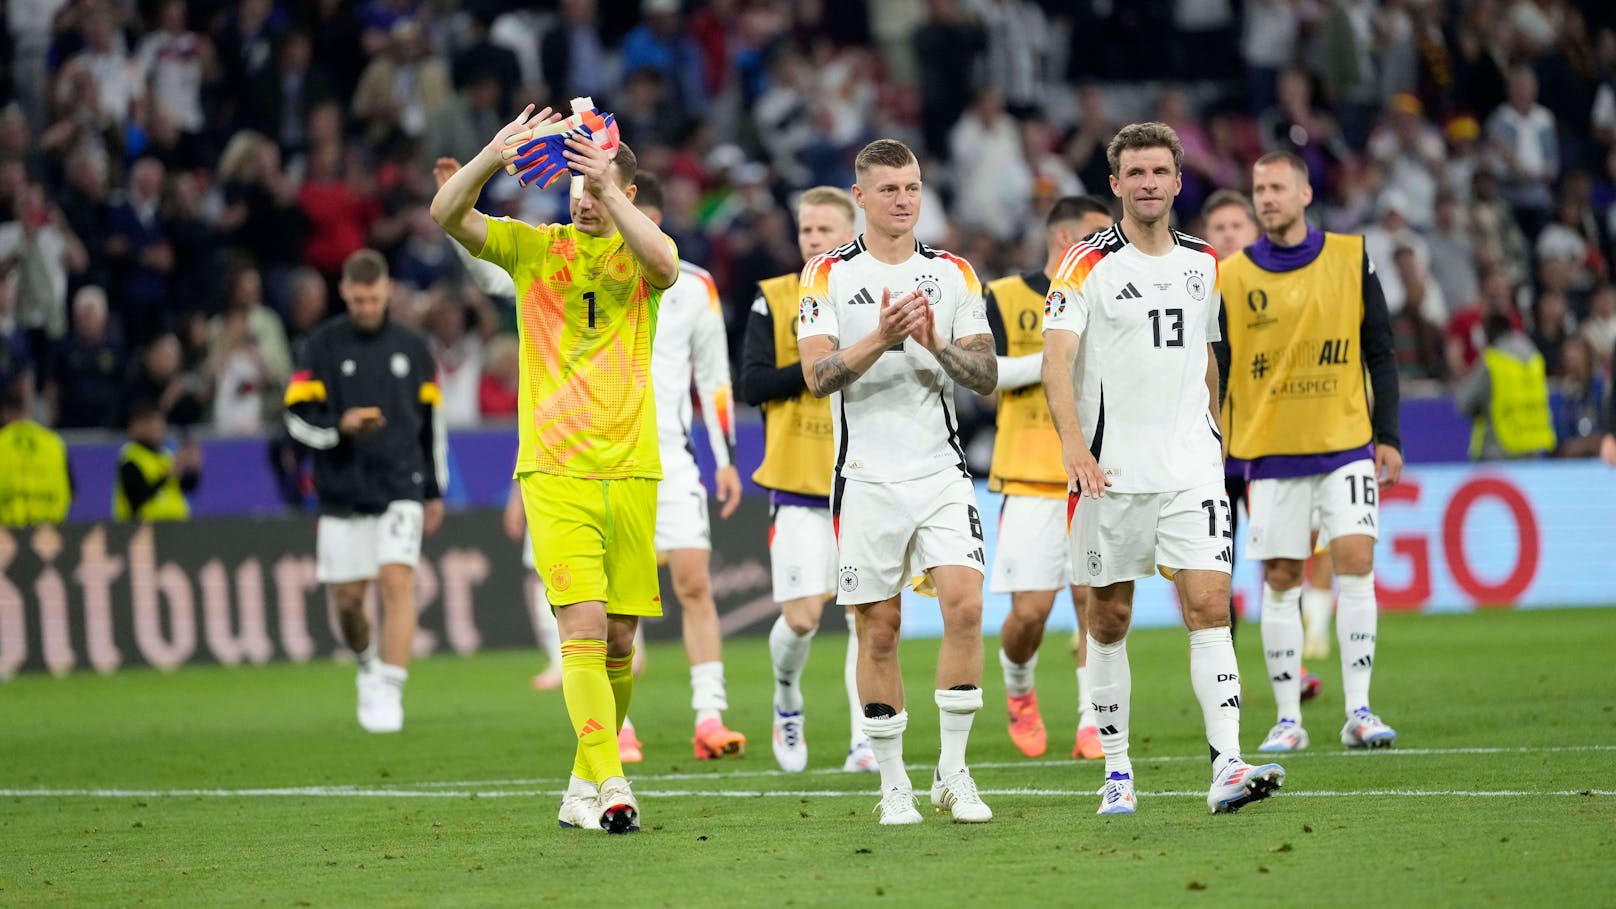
[652,261,735,471]
[1043,225,1224,494]
[797,236,992,483]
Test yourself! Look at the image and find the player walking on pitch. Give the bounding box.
[1215,152,1402,754]
[284,249,447,734]
[1042,123,1285,815]
[798,139,998,825]
[739,186,878,774]
[982,195,1114,761]
[431,104,679,834]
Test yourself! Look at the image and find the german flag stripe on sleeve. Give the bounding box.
[283,370,326,406]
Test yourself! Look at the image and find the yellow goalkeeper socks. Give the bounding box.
[606,650,635,733]
[561,640,620,784]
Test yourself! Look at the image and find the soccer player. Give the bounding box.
[1042,123,1284,816]
[798,139,998,826]
[739,186,876,774]
[1205,190,1325,696]
[635,173,748,761]
[982,195,1114,761]
[284,249,447,734]
[431,104,679,833]
[1216,151,1402,754]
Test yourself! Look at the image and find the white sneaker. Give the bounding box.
[1096,771,1136,815]
[1207,758,1285,814]
[772,707,807,773]
[1258,719,1309,752]
[842,740,879,773]
[557,775,602,830]
[875,786,923,826]
[929,769,992,823]
[597,776,640,834]
[1341,708,1397,749]
[356,665,403,733]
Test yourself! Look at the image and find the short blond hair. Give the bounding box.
[854,139,917,179]
[1107,122,1184,176]
[798,186,855,225]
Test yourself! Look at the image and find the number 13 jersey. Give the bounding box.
[1042,225,1225,494]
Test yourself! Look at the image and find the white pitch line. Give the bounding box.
[401,743,1616,788]
[1,787,1609,799]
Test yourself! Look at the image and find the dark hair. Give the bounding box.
[1201,188,1256,223]
[854,139,918,178]
[633,171,664,210]
[1255,150,1310,182]
[1047,195,1111,228]
[612,141,638,187]
[1106,122,1184,176]
[1483,313,1514,344]
[128,399,165,424]
[341,248,388,284]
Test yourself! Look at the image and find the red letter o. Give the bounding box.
[1442,477,1539,606]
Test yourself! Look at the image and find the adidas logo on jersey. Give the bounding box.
[1114,283,1143,300]
[850,288,877,306]
[1358,513,1377,528]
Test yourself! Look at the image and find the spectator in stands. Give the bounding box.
[0,273,33,403]
[208,265,291,424]
[451,12,521,113]
[163,171,227,316]
[298,142,378,284]
[540,0,611,104]
[1554,336,1608,458]
[1583,282,1616,371]
[1531,290,1575,376]
[421,71,504,166]
[392,206,453,290]
[1368,93,1446,230]
[1442,116,1483,202]
[1365,190,1446,322]
[1457,313,1557,461]
[1469,169,1532,287]
[0,180,87,363]
[1390,247,1448,381]
[478,332,519,420]
[104,157,174,349]
[64,13,138,131]
[128,332,205,428]
[0,384,72,528]
[913,0,985,158]
[47,286,124,429]
[351,19,451,146]
[1240,0,1300,116]
[285,268,328,358]
[1536,188,1607,299]
[422,286,495,428]
[1259,68,1350,199]
[950,88,1033,243]
[1448,264,1525,377]
[263,30,337,157]
[114,399,201,521]
[974,0,1049,118]
[57,149,110,295]
[217,131,304,298]
[621,0,708,115]
[214,0,286,135]
[137,0,210,140]
[1427,192,1479,314]
[1487,65,1559,237]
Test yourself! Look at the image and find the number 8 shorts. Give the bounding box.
[1245,458,1380,561]
[1068,481,1233,588]
[832,469,986,605]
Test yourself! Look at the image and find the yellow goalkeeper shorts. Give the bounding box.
[520,472,662,616]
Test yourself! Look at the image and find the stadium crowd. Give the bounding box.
[2,0,1615,464]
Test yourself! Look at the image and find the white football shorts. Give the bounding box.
[990,494,1076,593]
[769,504,837,602]
[1246,459,1380,561]
[1069,481,1233,588]
[655,454,711,552]
[834,469,986,605]
[316,500,424,584]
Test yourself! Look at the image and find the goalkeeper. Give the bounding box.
[431,103,679,835]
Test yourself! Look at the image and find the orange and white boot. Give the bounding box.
[692,716,746,759]
[1006,691,1047,758]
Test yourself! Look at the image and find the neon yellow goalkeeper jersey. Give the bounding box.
[477,216,673,480]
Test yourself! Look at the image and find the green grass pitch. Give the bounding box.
[2,607,1613,907]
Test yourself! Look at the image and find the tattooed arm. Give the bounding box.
[798,290,930,398]
[935,334,998,396]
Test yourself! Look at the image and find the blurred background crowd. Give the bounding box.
[3,0,1615,475]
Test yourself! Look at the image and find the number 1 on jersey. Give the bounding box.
[584,291,598,329]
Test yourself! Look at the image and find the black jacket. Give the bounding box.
[284,314,446,516]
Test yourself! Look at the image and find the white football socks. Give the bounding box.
[1076,665,1096,728]
[1336,572,1378,716]
[768,615,812,713]
[1301,584,1333,643]
[935,687,982,776]
[844,610,863,746]
[1188,626,1242,765]
[999,648,1037,698]
[690,661,728,724]
[1261,584,1304,723]
[1086,634,1132,776]
[863,710,910,792]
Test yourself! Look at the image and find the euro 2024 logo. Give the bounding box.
[799,296,819,325]
[1045,290,1067,318]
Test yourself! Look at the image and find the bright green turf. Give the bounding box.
[2,608,1613,908]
